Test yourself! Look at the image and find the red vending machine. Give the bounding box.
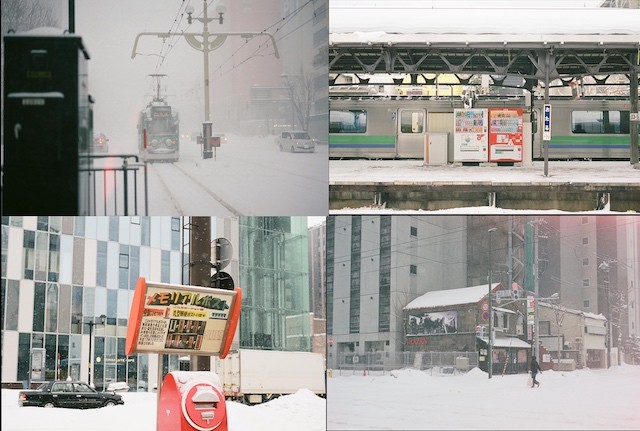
[488,108,523,162]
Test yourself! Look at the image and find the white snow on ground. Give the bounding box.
[105,133,328,216]
[330,160,640,185]
[327,365,640,430]
[330,159,639,213]
[1,388,325,431]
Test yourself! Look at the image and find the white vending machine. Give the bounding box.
[453,108,488,162]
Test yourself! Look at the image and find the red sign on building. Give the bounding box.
[407,337,429,346]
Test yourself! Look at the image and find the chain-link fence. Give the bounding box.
[332,351,479,376]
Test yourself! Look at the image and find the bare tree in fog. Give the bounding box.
[2,0,59,33]
[283,69,314,132]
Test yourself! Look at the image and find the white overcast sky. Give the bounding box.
[330,0,605,8]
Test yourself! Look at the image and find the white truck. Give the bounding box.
[212,349,326,404]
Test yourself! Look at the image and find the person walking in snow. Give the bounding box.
[530,355,542,388]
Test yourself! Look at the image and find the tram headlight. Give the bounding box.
[166,138,173,147]
[151,139,159,147]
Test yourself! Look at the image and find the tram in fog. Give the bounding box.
[137,74,180,163]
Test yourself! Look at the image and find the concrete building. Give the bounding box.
[213,0,328,141]
[467,215,640,365]
[538,302,607,370]
[404,283,531,375]
[326,215,468,369]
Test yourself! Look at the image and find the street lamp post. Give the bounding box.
[131,2,279,128]
[86,314,106,387]
[488,227,497,379]
[185,1,226,122]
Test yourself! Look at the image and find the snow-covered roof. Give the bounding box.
[478,335,531,349]
[404,283,500,310]
[539,301,607,321]
[494,307,516,315]
[330,3,640,41]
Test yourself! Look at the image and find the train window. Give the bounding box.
[329,109,366,133]
[400,110,424,134]
[571,110,629,134]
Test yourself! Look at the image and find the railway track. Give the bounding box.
[149,162,241,215]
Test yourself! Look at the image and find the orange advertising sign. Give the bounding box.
[126,278,241,359]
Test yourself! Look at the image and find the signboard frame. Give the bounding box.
[125,277,241,359]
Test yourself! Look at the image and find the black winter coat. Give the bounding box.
[530,358,541,374]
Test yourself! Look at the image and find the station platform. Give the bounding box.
[329,160,640,212]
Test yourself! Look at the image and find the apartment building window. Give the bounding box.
[584,300,590,308]
[410,264,417,275]
[410,226,417,237]
[326,217,335,335]
[23,230,35,279]
[350,216,361,334]
[583,258,589,266]
[582,279,590,287]
[539,321,551,335]
[582,237,589,245]
[379,216,391,333]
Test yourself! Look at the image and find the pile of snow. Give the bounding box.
[461,366,487,380]
[1,388,325,431]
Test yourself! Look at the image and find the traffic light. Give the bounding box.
[211,237,234,290]
[512,282,519,300]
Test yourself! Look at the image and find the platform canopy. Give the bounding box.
[329,2,640,89]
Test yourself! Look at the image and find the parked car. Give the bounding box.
[277,130,315,153]
[18,380,125,409]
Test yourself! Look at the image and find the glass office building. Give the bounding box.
[1,216,183,390]
[2,216,314,389]
[238,217,312,351]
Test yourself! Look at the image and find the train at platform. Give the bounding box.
[137,74,180,163]
[329,96,638,160]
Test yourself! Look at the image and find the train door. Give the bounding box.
[396,108,427,158]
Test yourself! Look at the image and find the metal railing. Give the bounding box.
[82,154,148,215]
[332,351,479,376]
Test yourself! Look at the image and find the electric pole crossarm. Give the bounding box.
[131,32,172,59]
[132,32,279,59]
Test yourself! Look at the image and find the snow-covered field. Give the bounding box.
[1,388,325,431]
[327,365,640,430]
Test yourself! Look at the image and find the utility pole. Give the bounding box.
[488,227,497,379]
[68,0,75,33]
[534,220,540,360]
[190,216,212,371]
[599,260,612,368]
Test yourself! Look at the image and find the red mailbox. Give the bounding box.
[158,371,227,431]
